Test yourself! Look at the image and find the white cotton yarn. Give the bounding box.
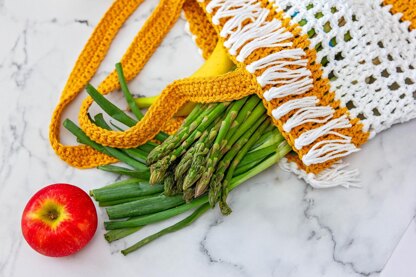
[275,0,416,138]
[272,0,416,188]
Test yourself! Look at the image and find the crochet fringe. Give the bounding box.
[199,0,359,168]
[280,158,361,189]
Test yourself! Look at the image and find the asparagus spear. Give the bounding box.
[151,125,210,186]
[146,103,211,164]
[208,116,267,208]
[224,95,262,144]
[214,97,248,153]
[219,120,271,214]
[149,102,230,184]
[163,166,176,196]
[195,98,265,196]
[182,119,222,190]
[183,188,196,203]
[149,156,170,185]
[222,101,267,153]
[195,95,260,197]
[174,144,197,180]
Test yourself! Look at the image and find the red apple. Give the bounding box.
[21,183,97,257]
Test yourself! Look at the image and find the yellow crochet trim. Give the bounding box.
[183,0,218,59]
[383,0,416,30]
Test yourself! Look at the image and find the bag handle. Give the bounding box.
[79,69,258,148]
[50,0,187,168]
[50,0,260,168]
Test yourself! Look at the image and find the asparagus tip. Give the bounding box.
[149,172,163,185]
[182,175,196,191]
[149,158,170,185]
[194,186,206,198]
[219,200,232,215]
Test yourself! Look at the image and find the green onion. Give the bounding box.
[115,63,144,120]
[106,194,185,220]
[91,181,163,202]
[105,227,143,243]
[63,119,148,171]
[121,203,210,255]
[97,165,150,179]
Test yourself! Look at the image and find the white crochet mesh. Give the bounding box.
[274,0,416,138]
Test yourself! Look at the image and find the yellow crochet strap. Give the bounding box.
[79,68,259,148]
[50,0,186,168]
[95,0,186,95]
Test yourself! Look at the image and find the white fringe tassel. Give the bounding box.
[247,48,306,72]
[247,49,313,100]
[283,106,335,132]
[235,17,294,61]
[294,115,352,150]
[280,158,361,189]
[206,0,258,13]
[213,4,293,61]
[302,138,360,166]
[215,2,263,31]
[207,0,260,21]
[205,0,312,102]
[272,96,318,119]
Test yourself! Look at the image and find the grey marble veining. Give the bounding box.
[0,1,415,277]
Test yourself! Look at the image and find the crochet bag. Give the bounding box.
[49,0,416,188]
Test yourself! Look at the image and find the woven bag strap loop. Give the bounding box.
[49,0,260,168]
[50,0,185,168]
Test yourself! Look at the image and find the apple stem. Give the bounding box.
[46,210,59,221]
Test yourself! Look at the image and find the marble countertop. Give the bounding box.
[1,0,415,276]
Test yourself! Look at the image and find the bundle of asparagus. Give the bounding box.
[147,95,290,214]
[64,63,292,255]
